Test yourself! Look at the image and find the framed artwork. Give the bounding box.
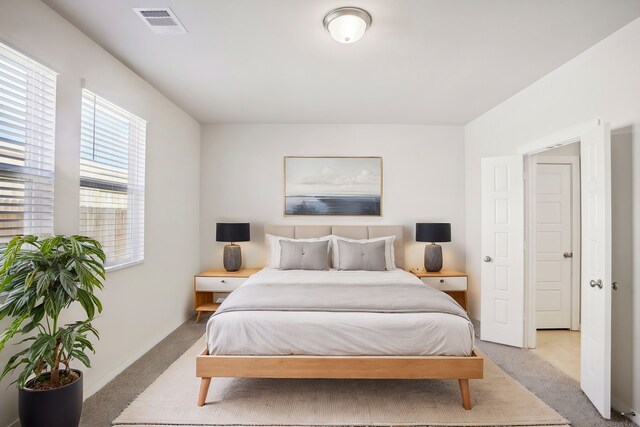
[284,156,382,216]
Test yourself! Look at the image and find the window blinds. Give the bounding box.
[0,42,57,240]
[80,89,146,268]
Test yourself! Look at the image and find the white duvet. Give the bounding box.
[206,268,474,356]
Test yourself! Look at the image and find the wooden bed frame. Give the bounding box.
[196,349,484,409]
[196,225,483,410]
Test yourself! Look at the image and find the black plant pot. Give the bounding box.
[19,369,83,427]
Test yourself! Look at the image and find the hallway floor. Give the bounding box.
[531,329,581,382]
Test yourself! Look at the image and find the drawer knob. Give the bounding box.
[440,279,445,283]
[220,279,226,283]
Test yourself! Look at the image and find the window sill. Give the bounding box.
[106,260,144,273]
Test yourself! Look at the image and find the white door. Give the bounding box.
[580,123,612,418]
[535,163,572,329]
[481,156,524,347]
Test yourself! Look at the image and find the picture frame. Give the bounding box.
[284,156,382,216]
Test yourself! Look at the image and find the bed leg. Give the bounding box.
[198,377,211,406]
[458,379,471,410]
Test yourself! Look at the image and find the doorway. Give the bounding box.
[481,120,613,418]
[526,143,581,380]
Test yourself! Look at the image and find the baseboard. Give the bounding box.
[83,312,192,399]
[612,395,639,426]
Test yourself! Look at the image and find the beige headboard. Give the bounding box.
[263,225,405,269]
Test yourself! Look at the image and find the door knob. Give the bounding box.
[483,256,492,262]
[563,252,573,258]
[590,279,603,289]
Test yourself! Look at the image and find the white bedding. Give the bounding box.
[206,268,474,356]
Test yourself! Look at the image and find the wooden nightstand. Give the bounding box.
[193,268,261,323]
[410,270,468,311]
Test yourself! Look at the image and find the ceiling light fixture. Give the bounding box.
[323,7,372,44]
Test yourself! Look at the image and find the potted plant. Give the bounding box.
[0,235,105,427]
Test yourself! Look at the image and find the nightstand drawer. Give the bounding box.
[195,276,246,292]
[421,276,467,291]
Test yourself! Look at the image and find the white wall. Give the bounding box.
[0,1,201,425]
[465,17,640,419]
[200,124,465,273]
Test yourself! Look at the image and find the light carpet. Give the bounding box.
[113,337,568,427]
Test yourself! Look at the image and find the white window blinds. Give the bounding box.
[80,89,146,268]
[0,42,56,240]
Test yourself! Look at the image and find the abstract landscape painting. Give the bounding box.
[284,157,382,216]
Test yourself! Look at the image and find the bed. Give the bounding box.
[196,225,483,409]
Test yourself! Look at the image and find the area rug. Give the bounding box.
[113,336,569,426]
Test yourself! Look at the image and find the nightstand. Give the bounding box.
[410,270,468,310]
[193,268,261,323]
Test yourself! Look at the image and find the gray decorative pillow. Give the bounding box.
[279,240,329,270]
[337,240,387,271]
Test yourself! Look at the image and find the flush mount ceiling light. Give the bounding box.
[323,7,372,44]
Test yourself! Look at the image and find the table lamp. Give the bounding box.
[416,223,451,272]
[216,223,250,272]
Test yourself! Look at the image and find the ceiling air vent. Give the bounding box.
[133,8,187,34]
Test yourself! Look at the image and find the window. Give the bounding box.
[0,42,56,240]
[79,89,146,269]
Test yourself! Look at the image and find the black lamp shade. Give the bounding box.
[416,223,451,243]
[216,223,250,243]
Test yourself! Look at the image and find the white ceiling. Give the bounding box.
[42,0,640,125]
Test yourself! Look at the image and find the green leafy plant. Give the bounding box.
[0,235,105,389]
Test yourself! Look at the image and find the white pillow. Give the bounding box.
[330,235,396,271]
[265,234,332,268]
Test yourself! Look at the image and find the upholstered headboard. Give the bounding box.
[263,225,405,269]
